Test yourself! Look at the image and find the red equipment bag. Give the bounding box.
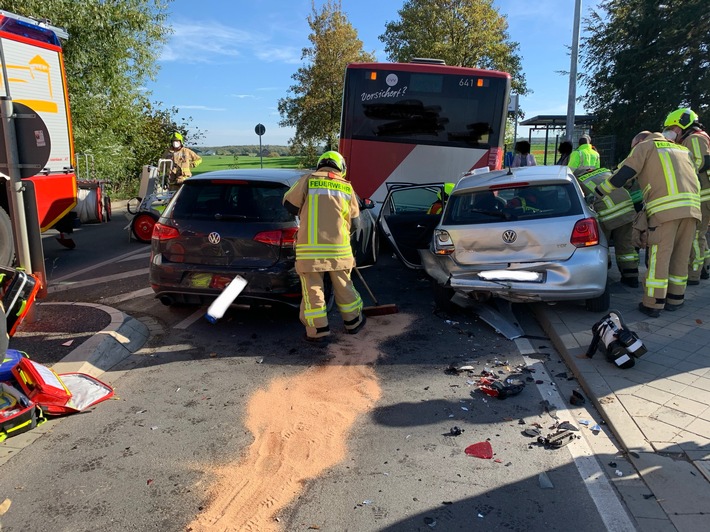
[0,266,41,336]
[11,358,114,416]
[0,382,46,442]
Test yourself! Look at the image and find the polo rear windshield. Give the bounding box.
[443,183,582,225]
[169,180,294,222]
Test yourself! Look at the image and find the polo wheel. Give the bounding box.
[131,212,159,243]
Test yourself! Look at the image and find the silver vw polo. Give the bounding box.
[378,166,609,311]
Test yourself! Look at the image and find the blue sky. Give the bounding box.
[147,0,602,147]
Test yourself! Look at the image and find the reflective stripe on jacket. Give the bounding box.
[577,168,634,230]
[682,130,710,203]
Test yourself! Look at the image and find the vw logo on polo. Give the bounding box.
[208,232,221,245]
[502,230,517,244]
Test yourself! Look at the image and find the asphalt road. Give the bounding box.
[0,206,637,531]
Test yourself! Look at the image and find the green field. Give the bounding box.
[192,155,304,175]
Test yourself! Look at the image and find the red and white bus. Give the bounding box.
[339,60,511,207]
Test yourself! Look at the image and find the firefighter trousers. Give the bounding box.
[644,217,698,309]
[299,269,363,339]
[603,222,638,281]
[688,202,710,281]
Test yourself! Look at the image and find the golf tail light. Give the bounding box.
[254,227,298,248]
[434,229,455,255]
[571,217,600,247]
[153,223,179,241]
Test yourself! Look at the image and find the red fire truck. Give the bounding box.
[0,10,77,279]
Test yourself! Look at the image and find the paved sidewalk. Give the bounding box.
[535,268,710,531]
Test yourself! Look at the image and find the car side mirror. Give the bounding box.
[362,198,375,210]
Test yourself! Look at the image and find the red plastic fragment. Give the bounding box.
[465,441,493,459]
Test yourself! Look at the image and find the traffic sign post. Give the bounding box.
[255,123,266,168]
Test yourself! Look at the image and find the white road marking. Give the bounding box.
[101,287,155,305]
[515,337,636,532]
[118,251,151,263]
[48,268,149,294]
[51,248,149,282]
[173,308,208,329]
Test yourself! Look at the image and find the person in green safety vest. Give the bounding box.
[569,134,601,176]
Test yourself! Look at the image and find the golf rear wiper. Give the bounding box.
[214,213,261,220]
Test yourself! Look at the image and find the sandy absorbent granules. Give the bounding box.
[189,313,412,531]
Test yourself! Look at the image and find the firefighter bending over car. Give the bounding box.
[283,151,366,343]
[162,132,202,191]
[576,167,639,288]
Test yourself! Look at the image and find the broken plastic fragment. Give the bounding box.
[579,419,591,426]
[615,470,623,477]
[465,441,493,459]
[538,472,554,489]
[591,424,601,432]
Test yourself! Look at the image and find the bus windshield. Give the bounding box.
[340,62,510,205]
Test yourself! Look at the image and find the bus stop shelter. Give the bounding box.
[519,114,596,165]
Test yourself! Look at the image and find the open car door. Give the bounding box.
[378,183,445,269]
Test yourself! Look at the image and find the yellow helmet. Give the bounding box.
[317,150,347,176]
[664,108,698,130]
[171,132,184,142]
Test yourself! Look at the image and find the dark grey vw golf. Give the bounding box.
[149,169,377,308]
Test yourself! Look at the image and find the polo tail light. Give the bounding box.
[570,217,600,247]
[433,229,455,255]
[253,227,298,248]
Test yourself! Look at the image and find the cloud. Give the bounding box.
[159,19,300,65]
[177,105,227,111]
[230,94,257,99]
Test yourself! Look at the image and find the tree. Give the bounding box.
[1,0,188,195]
[278,0,375,151]
[581,0,710,163]
[379,0,528,96]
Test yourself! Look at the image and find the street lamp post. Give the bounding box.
[566,0,582,141]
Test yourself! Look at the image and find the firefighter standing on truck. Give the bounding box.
[283,151,365,343]
[162,132,202,191]
[597,130,701,317]
[577,167,639,287]
[662,108,710,284]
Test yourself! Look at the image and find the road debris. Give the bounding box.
[465,441,493,459]
[538,472,554,489]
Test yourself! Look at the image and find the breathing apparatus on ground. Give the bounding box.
[586,310,647,369]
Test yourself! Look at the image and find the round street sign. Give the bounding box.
[255,123,266,136]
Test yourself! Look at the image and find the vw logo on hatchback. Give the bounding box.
[208,232,221,245]
[502,230,517,244]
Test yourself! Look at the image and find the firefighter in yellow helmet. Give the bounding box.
[577,167,639,287]
[663,108,710,284]
[162,132,202,191]
[596,130,701,317]
[283,151,365,343]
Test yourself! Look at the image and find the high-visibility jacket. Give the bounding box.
[682,129,710,204]
[568,144,600,173]
[283,169,360,273]
[599,132,701,224]
[577,168,635,230]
